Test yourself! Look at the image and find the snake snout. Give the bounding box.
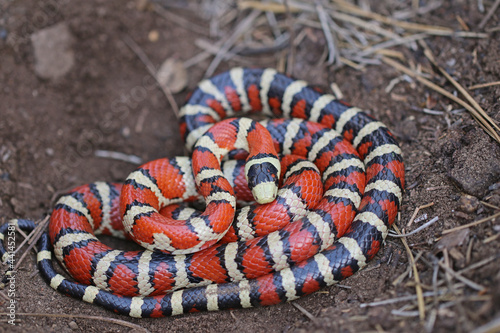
[246,162,280,204]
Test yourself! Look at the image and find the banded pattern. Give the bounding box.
[120,117,280,254]
[46,119,366,296]
[0,68,404,318]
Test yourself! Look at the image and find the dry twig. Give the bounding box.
[478,0,500,29]
[393,225,425,320]
[407,202,435,227]
[471,316,500,333]
[468,81,500,90]
[94,150,143,165]
[360,290,447,308]
[10,217,49,273]
[330,0,453,35]
[316,1,338,65]
[291,302,316,321]
[436,259,485,291]
[389,216,439,238]
[122,35,180,117]
[205,10,262,77]
[458,255,499,276]
[480,201,500,211]
[154,4,208,35]
[442,211,500,235]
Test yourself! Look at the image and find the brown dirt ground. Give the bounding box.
[1,1,500,332]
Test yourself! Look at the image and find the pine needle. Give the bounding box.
[393,225,426,320]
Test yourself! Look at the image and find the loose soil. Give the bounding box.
[1,1,499,332]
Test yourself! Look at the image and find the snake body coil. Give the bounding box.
[0,68,404,318]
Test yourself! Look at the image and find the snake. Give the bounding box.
[0,68,404,318]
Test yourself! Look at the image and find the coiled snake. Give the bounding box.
[0,68,404,318]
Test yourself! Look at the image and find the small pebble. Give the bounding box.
[121,126,131,138]
[156,58,188,93]
[97,7,107,17]
[68,321,79,330]
[489,182,500,191]
[31,22,75,80]
[148,30,159,42]
[10,197,25,215]
[458,194,479,213]
[453,210,472,220]
[413,213,428,224]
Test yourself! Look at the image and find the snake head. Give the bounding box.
[245,160,280,204]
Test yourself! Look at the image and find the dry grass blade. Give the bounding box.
[205,9,262,77]
[122,35,179,118]
[0,312,150,332]
[329,10,401,40]
[357,33,428,58]
[10,217,49,272]
[330,0,453,35]
[0,289,9,301]
[389,216,439,238]
[238,0,302,13]
[281,0,406,42]
[442,211,500,234]
[393,225,425,320]
[456,15,470,31]
[316,2,338,65]
[381,56,500,143]
[153,4,208,35]
[339,56,365,71]
[15,225,29,239]
[360,290,447,308]
[9,221,40,257]
[94,150,143,165]
[469,81,500,90]
[191,39,249,65]
[478,0,500,29]
[283,0,296,75]
[484,233,500,243]
[392,306,420,317]
[393,1,443,20]
[481,201,500,210]
[466,236,474,265]
[436,260,485,291]
[471,315,500,333]
[291,302,316,321]
[219,0,487,75]
[407,202,435,227]
[255,0,458,40]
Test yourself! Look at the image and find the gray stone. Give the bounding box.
[68,321,79,330]
[31,22,74,80]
